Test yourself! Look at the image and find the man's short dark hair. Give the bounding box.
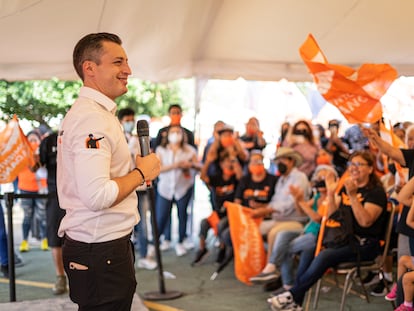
[117,107,135,121]
[168,104,182,113]
[73,32,122,81]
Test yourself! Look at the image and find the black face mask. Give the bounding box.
[313,180,326,189]
[278,162,288,175]
[293,129,308,137]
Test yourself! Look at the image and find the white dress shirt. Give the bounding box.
[156,144,197,200]
[57,87,139,243]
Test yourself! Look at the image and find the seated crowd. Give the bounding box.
[191,117,414,311]
[6,110,414,311]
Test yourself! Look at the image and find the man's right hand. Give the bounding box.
[135,153,161,182]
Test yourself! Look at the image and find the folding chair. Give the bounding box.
[311,199,396,311]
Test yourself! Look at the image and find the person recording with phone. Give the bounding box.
[325,119,349,176]
[155,125,200,257]
[57,33,161,311]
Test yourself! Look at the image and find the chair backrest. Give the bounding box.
[377,199,396,266]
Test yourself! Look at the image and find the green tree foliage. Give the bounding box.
[116,80,183,117]
[0,79,81,126]
[0,78,183,126]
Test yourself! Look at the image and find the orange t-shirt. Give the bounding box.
[17,166,39,192]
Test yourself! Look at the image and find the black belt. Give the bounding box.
[64,232,132,246]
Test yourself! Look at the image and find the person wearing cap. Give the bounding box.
[201,124,248,182]
[192,150,243,266]
[249,164,338,292]
[217,150,279,266]
[250,147,311,263]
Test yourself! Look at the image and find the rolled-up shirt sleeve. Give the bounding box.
[74,149,119,211]
[67,111,120,211]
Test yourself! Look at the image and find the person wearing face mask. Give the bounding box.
[117,108,157,271]
[284,120,319,178]
[218,151,279,269]
[18,130,48,253]
[239,117,267,153]
[249,165,337,293]
[153,104,196,151]
[192,151,243,266]
[251,147,311,268]
[201,124,248,182]
[155,125,200,257]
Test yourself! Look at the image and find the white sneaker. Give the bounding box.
[183,237,195,250]
[147,244,155,258]
[175,243,187,256]
[137,258,157,270]
[160,240,171,251]
[268,291,295,310]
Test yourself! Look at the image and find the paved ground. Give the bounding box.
[0,178,396,311]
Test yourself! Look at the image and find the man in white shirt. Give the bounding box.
[57,32,160,310]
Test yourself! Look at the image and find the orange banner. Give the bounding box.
[0,115,35,183]
[299,34,398,124]
[224,201,266,285]
[206,211,220,236]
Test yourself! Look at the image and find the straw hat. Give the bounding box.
[274,147,303,167]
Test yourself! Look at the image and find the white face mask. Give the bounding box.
[123,121,134,133]
[168,132,182,144]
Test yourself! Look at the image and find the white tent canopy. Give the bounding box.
[1,0,414,82]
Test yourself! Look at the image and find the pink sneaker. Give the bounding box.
[395,304,414,311]
[385,283,397,301]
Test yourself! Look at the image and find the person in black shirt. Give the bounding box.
[239,117,266,153]
[153,104,195,150]
[270,150,387,310]
[219,151,278,263]
[192,151,243,266]
[39,132,67,295]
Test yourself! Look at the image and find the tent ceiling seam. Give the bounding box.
[0,0,42,20]
[320,0,361,40]
[96,0,107,32]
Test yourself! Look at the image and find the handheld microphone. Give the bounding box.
[137,120,151,157]
[137,120,152,187]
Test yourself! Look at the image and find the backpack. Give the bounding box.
[322,207,353,249]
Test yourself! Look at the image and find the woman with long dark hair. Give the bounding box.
[269,150,388,310]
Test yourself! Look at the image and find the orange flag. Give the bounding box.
[299,34,398,124]
[206,211,220,236]
[224,201,266,285]
[0,115,35,183]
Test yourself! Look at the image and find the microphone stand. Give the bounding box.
[136,119,182,300]
[142,182,182,300]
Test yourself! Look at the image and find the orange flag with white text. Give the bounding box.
[299,34,398,124]
[224,201,266,285]
[0,115,35,183]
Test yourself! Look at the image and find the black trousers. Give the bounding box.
[63,234,136,311]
